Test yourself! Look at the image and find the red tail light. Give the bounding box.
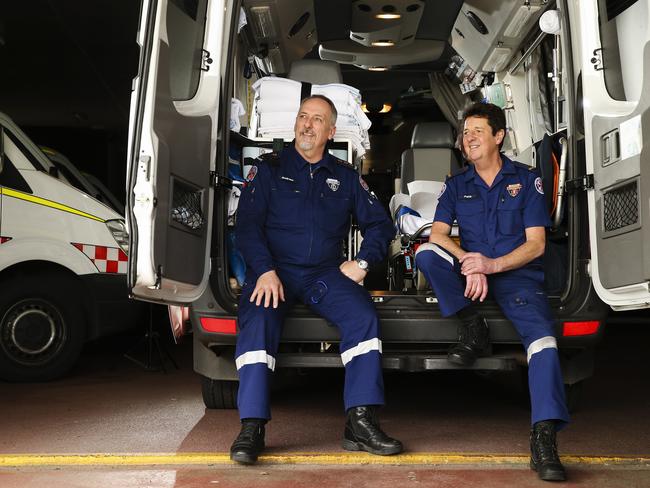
[562,321,600,337]
[200,317,237,334]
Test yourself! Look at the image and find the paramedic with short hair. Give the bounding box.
[230,94,402,464]
[415,102,570,482]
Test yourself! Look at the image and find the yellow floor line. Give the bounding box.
[1,453,650,468]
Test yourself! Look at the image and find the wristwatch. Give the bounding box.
[355,258,369,271]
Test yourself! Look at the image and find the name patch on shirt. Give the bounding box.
[462,194,477,199]
[280,176,295,182]
[326,178,340,191]
[506,183,522,197]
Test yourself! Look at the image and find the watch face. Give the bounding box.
[357,259,368,270]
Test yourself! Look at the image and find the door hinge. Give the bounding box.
[210,171,233,189]
[566,174,594,193]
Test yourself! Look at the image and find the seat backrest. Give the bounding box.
[400,122,460,194]
[288,59,343,85]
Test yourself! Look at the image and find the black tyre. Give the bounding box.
[201,375,238,409]
[0,274,85,382]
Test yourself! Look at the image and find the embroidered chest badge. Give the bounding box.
[326,178,340,191]
[506,183,523,197]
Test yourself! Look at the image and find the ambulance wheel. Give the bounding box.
[201,376,238,409]
[0,274,85,382]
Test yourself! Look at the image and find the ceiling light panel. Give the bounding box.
[350,0,425,48]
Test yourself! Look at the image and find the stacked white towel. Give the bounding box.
[250,77,371,157]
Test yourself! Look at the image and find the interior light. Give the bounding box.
[380,103,392,113]
[368,66,389,71]
[376,13,401,19]
[371,40,395,47]
[361,103,369,113]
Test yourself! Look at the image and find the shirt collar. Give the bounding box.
[289,141,335,174]
[463,153,516,182]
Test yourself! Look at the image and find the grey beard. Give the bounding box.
[297,140,314,151]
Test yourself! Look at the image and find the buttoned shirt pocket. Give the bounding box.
[455,198,484,240]
[319,193,351,232]
[497,197,524,236]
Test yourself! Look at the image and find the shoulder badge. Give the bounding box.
[535,176,544,194]
[438,183,447,198]
[245,165,258,182]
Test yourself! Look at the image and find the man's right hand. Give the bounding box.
[250,270,285,308]
[464,272,488,302]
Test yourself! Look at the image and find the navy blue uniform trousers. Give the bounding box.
[236,265,385,420]
[415,243,569,428]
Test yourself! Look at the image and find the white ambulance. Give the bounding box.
[126,0,650,410]
[0,111,139,381]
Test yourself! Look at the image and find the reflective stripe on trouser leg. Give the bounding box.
[235,284,291,420]
[304,268,385,410]
[493,283,569,428]
[415,243,470,317]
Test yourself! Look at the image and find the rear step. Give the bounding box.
[276,353,518,372]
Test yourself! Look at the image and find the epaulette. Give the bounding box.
[333,156,355,170]
[449,165,470,178]
[512,160,535,171]
[258,151,281,166]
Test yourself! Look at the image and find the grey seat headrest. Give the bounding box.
[288,60,343,85]
[411,122,455,149]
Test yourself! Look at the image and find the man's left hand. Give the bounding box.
[339,260,367,284]
[460,252,501,275]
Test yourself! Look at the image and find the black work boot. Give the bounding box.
[230,419,265,465]
[530,420,566,481]
[342,406,403,455]
[447,316,489,366]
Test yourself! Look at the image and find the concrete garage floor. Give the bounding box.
[1,318,649,486]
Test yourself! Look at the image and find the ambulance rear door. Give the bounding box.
[577,0,650,310]
[126,0,235,304]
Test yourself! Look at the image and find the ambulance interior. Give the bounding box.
[216,0,601,302]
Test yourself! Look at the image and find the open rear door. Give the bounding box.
[126,0,232,303]
[579,1,650,310]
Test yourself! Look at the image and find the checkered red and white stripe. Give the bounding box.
[0,237,12,244]
[72,243,128,274]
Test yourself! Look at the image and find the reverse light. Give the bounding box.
[105,219,129,254]
[562,321,600,337]
[200,317,237,334]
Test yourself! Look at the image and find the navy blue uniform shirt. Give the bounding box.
[434,155,550,269]
[235,144,394,276]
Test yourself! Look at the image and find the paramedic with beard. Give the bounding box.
[230,94,402,464]
[415,102,570,482]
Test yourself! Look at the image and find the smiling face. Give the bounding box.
[294,97,336,161]
[462,116,504,165]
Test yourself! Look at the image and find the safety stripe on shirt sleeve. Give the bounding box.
[527,336,558,363]
[235,350,276,371]
[340,338,382,366]
[415,242,454,267]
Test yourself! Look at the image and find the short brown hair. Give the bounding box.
[460,102,506,150]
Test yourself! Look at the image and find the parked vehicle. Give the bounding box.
[126,0,649,410]
[0,112,142,381]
